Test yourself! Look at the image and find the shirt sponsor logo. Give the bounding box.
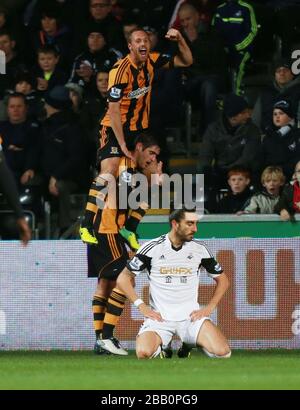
[127,86,151,99]
[160,267,193,275]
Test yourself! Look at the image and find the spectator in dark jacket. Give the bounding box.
[252,59,300,133]
[29,6,73,71]
[214,166,252,214]
[33,45,68,98]
[0,147,31,244]
[198,93,262,191]
[40,85,87,234]
[79,68,109,167]
[0,93,40,186]
[178,2,228,132]
[68,28,121,94]
[76,0,123,53]
[262,99,300,181]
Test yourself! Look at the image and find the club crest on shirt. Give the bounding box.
[110,87,121,99]
[120,171,132,184]
[110,146,120,155]
[129,256,143,271]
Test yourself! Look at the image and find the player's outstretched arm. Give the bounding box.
[165,28,193,67]
[117,268,163,321]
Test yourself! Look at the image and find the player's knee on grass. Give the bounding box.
[202,346,231,358]
[136,345,161,359]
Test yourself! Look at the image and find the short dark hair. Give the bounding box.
[169,206,196,225]
[7,92,27,105]
[134,132,159,150]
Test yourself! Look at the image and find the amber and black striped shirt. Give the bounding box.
[93,156,139,234]
[101,52,173,133]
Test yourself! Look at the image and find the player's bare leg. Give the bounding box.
[196,320,231,358]
[136,331,163,359]
[100,157,121,176]
[95,278,116,299]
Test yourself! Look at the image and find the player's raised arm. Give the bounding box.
[117,267,163,322]
[165,28,193,67]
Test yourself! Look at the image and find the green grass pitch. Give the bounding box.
[0,350,300,390]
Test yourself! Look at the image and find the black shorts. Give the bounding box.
[87,232,129,279]
[97,126,147,162]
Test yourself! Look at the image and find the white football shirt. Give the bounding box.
[126,234,223,321]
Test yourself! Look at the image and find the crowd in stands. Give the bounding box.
[1,0,300,238]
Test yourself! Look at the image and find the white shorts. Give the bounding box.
[137,317,211,347]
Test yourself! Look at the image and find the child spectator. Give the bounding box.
[11,71,44,121]
[262,99,300,181]
[34,45,67,97]
[215,166,252,213]
[241,166,285,214]
[274,161,300,221]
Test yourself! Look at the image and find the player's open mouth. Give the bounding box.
[139,48,147,57]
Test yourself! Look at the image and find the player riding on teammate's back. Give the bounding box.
[80,27,193,248]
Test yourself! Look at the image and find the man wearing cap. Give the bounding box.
[68,28,122,93]
[252,59,300,133]
[262,98,300,181]
[198,93,262,196]
[40,85,87,236]
[77,0,123,52]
